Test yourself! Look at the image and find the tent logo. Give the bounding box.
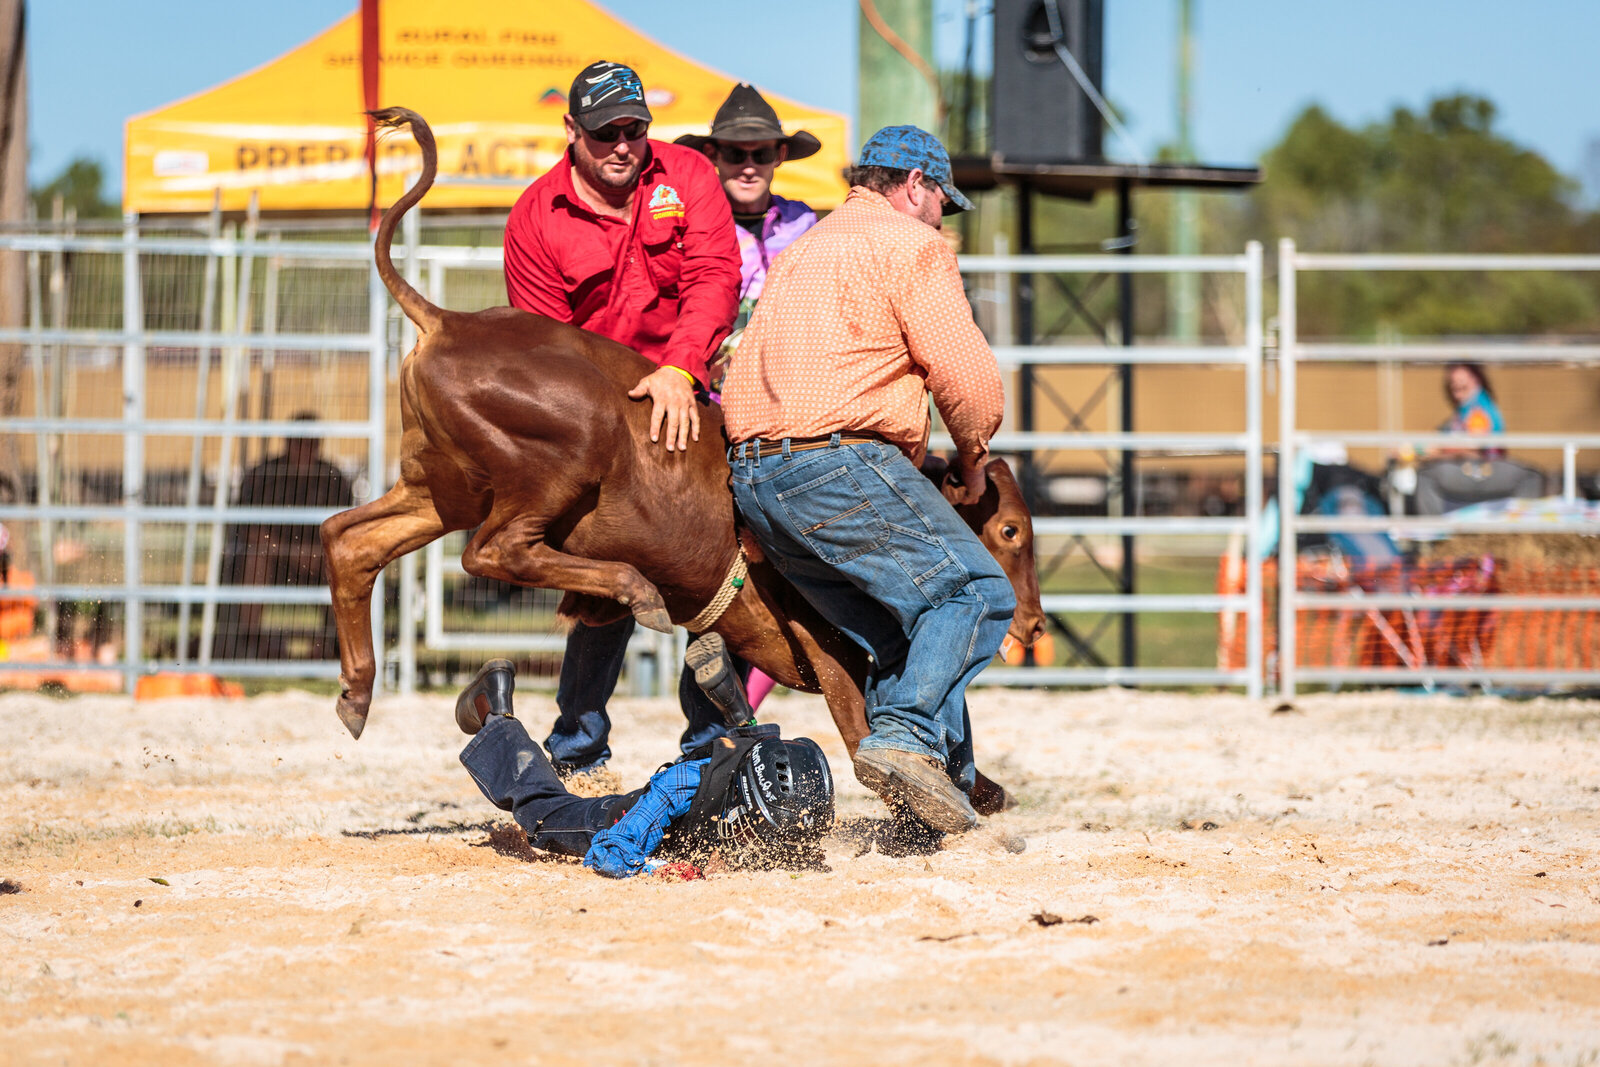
[540,87,565,106]
[154,150,209,178]
[648,184,684,220]
[645,88,675,107]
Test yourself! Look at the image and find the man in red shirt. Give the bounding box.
[505,60,740,449]
[503,60,742,780]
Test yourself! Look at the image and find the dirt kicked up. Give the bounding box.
[2,685,1598,1066]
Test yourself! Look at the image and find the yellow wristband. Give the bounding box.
[665,365,698,386]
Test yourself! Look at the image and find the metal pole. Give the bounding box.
[367,250,387,694]
[1170,0,1199,340]
[401,174,421,356]
[200,198,258,665]
[1116,177,1136,669]
[1381,356,1404,514]
[398,550,418,693]
[176,193,222,663]
[956,0,978,253]
[424,540,445,648]
[41,202,67,644]
[1276,238,1298,699]
[856,0,938,148]
[121,212,145,690]
[420,260,448,659]
[257,231,281,457]
[47,208,71,647]
[959,0,976,153]
[1243,241,1264,700]
[26,244,52,635]
[1015,184,1036,506]
[396,183,421,694]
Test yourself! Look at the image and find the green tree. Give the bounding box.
[28,157,118,219]
[954,90,1600,343]
[1232,94,1600,338]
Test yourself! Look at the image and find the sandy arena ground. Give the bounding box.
[2,684,1598,1065]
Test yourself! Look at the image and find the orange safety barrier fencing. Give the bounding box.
[0,568,124,692]
[1218,556,1600,676]
[134,674,245,701]
[0,569,38,642]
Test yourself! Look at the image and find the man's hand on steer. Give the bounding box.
[629,366,700,451]
[948,450,989,506]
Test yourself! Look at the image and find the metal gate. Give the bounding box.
[0,217,1271,695]
[955,244,1266,696]
[1276,240,1600,696]
[0,212,387,690]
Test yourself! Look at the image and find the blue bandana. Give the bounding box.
[583,758,709,879]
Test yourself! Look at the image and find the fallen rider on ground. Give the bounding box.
[455,643,834,878]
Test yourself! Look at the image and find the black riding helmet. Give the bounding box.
[715,736,835,854]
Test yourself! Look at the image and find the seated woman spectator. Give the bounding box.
[1414,362,1543,515]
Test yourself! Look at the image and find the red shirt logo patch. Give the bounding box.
[648,184,685,221]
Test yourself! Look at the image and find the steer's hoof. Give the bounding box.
[970,770,1017,816]
[635,606,674,634]
[336,694,370,739]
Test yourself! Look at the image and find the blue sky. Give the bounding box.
[26,0,1600,198]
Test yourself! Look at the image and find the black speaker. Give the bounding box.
[992,0,1104,165]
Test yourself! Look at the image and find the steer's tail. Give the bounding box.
[367,107,444,335]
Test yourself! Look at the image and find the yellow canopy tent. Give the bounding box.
[124,0,849,214]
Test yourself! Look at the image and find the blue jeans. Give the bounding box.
[728,436,1014,790]
[548,617,732,771]
[461,712,635,857]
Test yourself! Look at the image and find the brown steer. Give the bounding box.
[321,108,1046,810]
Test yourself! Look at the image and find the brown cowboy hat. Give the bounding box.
[674,83,821,161]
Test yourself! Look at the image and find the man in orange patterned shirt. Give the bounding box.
[721,126,1015,836]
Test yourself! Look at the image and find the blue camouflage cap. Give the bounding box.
[858,125,973,215]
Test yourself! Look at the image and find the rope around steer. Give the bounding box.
[683,546,748,633]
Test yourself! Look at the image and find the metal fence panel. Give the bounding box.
[0,218,385,691]
[0,220,1269,699]
[1276,241,1600,696]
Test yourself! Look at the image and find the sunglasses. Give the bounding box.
[714,144,779,166]
[586,120,649,143]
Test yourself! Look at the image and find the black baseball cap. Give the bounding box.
[568,61,652,131]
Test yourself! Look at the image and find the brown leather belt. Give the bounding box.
[743,433,884,459]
